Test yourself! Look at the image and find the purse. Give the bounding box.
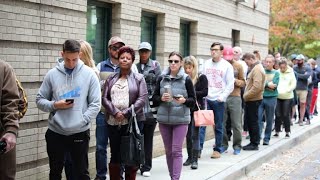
[194,100,215,127]
[120,105,145,166]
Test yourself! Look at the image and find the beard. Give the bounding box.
[110,53,118,60]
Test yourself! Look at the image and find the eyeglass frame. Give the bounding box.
[168,59,180,64]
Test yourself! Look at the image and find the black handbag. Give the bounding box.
[120,105,145,166]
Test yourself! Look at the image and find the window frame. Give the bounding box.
[86,0,112,63]
[180,21,191,57]
[140,11,157,59]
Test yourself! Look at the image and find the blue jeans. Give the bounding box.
[95,112,108,180]
[258,97,277,143]
[199,126,206,150]
[207,100,225,153]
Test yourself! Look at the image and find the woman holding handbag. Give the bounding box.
[102,46,148,180]
[183,56,208,169]
[152,51,195,180]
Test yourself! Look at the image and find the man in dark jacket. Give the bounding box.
[136,42,161,177]
[0,60,20,180]
[293,54,312,126]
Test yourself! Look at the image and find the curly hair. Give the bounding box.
[118,46,135,62]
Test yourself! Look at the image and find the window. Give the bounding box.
[141,12,157,59]
[180,21,190,57]
[232,29,240,47]
[86,1,112,63]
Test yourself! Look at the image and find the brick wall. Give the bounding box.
[0,0,269,179]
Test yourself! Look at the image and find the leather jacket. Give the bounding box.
[102,71,148,122]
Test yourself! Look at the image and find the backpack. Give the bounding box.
[16,78,28,119]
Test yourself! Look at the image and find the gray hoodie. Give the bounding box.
[36,59,101,135]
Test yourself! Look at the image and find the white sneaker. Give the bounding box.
[142,171,151,177]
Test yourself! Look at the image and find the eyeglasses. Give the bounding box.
[210,48,220,52]
[168,60,180,64]
[110,45,123,51]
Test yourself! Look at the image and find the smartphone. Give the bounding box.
[173,94,183,99]
[66,99,74,104]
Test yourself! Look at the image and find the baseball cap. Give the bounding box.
[296,54,305,60]
[108,36,125,47]
[290,54,297,60]
[138,42,152,51]
[222,46,234,60]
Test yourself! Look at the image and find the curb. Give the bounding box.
[209,122,320,180]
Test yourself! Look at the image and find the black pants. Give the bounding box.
[245,100,261,146]
[140,122,157,172]
[275,99,291,133]
[45,129,90,180]
[107,124,129,163]
[226,112,232,139]
[241,88,248,132]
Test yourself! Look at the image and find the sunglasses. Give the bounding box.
[110,45,123,51]
[168,60,180,64]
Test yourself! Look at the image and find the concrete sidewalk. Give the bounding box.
[136,118,320,180]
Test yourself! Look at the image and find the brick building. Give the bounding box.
[0,0,269,179]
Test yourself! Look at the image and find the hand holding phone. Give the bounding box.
[66,99,74,104]
[173,94,183,99]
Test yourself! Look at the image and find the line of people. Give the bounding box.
[31,37,319,180]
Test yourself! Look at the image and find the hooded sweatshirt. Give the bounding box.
[277,66,297,100]
[36,59,101,135]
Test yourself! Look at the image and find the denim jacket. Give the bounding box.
[102,71,148,122]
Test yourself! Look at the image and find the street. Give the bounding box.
[242,131,320,180]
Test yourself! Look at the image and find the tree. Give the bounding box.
[269,0,320,58]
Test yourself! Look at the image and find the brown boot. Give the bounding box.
[109,163,121,180]
[125,166,138,180]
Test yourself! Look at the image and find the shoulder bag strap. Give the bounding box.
[131,105,141,135]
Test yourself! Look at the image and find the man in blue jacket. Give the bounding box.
[36,39,101,180]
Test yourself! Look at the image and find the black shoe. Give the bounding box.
[191,161,198,169]
[183,158,192,166]
[263,141,269,145]
[285,133,290,138]
[243,143,259,151]
[273,133,279,137]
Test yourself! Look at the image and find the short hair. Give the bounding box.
[210,42,224,51]
[63,39,81,52]
[118,46,135,62]
[308,58,316,65]
[242,53,255,60]
[169,51,183,61]
[265,54,275,62]
[253,50,261,60]
[233,46,242,54]
[279,59,287,66]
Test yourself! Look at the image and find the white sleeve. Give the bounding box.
[131,64,138,73]
[97,62,101,71]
